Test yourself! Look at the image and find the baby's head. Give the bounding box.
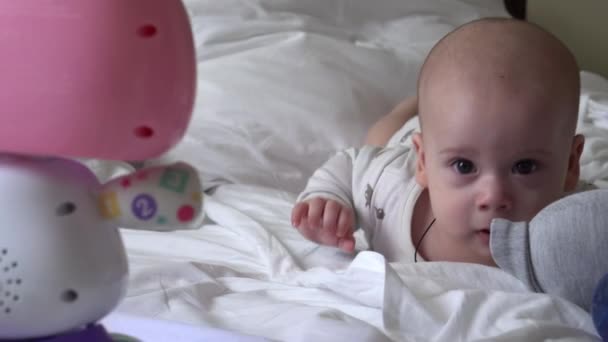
[412,18,584,265]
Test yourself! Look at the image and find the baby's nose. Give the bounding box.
[477,177,513,212]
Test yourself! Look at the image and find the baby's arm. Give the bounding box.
[292,148,359,252]
[292,146,386,252]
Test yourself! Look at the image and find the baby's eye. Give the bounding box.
[512,159,537,175]
[452,159,476,174]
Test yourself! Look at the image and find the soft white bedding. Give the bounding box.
[112,184,599,341]
[100,0,608,341]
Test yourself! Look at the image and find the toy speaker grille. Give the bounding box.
[0,248,22,316]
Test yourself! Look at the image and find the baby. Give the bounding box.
[291,18,586,266]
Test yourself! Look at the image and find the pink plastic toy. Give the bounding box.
[0,1,201,340]
[0,0,196,160]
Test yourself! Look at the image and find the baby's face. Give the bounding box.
[415,78,582,264]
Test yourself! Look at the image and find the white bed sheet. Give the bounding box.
[102,0,608,341]
[113,184,599,341]
[579,72,608,188]
[101,312,268,342]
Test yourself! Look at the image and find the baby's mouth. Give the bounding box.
[476,228,491,244]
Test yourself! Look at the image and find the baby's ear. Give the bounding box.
[564,134,585,192]
[412,133,428,188]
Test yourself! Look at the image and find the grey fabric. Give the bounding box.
[490,219,543,292]
[490,189,608,311]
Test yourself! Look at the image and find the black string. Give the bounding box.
[414,218,436,263]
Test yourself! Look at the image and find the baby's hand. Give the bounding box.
[291,197,355,253]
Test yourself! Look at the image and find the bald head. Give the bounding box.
[417,18,580,134]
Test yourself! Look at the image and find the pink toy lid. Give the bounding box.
[0,0,196,160]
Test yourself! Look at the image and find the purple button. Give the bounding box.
[131,194,157,220]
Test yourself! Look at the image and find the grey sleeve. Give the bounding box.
[490,219,543,293]
[491,189,608,312]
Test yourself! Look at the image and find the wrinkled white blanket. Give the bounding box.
[111,184,599,341]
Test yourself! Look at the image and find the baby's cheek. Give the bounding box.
[433,189,470,221]
[513,190,557,221]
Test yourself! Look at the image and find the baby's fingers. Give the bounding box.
[338,236,355,253]
[322,200,341,232]
[336,206,354,238]
[307,198,326,228]
[297,216,316,240]
[291,202,309,227]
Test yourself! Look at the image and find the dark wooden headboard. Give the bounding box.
[504,0,526,19]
